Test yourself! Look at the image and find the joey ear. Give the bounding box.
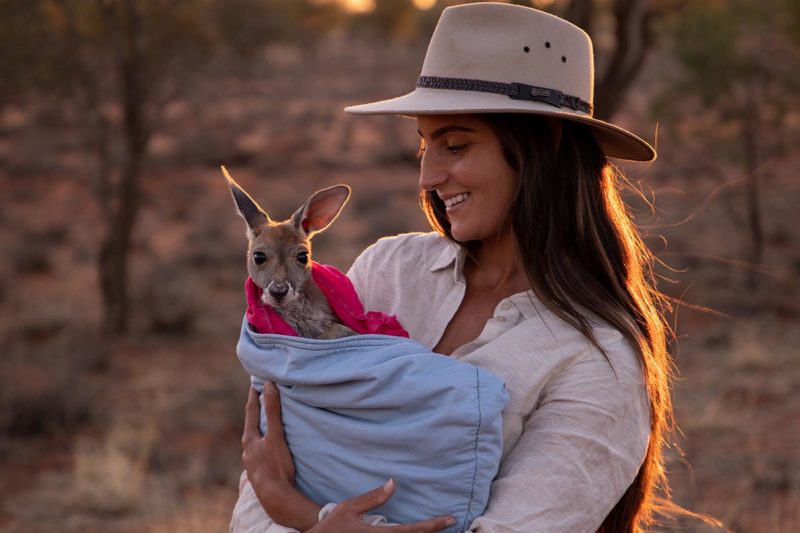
[291,185,351,237]
[221,166,270,235]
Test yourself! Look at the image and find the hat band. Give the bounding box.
[417,75,592,115]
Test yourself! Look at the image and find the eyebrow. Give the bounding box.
[417,125,478,140]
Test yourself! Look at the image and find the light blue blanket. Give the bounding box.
[237,318,508,532]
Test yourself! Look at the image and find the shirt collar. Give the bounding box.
[429,240,467,284]
[508,291,539,321]
[429,239,541,316]
[429,239,460,272]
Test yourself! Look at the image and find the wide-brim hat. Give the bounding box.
[345,2,656,162]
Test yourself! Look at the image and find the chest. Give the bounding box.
[278,295,336,338]
[433,287,508,355]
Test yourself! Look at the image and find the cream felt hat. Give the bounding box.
[345,2,656,162]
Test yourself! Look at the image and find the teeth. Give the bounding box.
[444,193,470,208]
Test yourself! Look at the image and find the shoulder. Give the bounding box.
[468,304,647,420]
[348,231,451,278]
[542,323,649,430]
[537,304,644,386]
[551,317,645,392]
[346,232,455,331]
[354,231,449,261]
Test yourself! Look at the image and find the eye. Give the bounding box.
[253,251,267,265]
[446,144,467,154]
[296,251,309,265]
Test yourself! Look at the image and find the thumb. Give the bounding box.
[345,479,396,515]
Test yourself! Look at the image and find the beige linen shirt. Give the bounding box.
[230,232,651,533]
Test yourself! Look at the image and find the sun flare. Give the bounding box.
[340,0,376,13]
[413,0,437,9]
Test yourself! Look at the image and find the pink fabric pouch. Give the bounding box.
[245,262,408,338]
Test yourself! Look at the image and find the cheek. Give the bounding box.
[486,177,518,226]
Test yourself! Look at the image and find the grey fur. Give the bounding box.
[222,166,357,340]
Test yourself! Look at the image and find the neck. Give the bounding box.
[465,229,529,294]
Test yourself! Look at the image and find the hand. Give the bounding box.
[242,383,320,530]
[308,478,456,533]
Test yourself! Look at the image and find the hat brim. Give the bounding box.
[345,87,655,162]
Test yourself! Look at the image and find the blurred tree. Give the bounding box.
[0,0,53,105]
[655,0,800,281]
[347,0,439,41]
[42,0,218,335]
[214,0,345,56]
[0,0,341,335]
[558,0,686,121]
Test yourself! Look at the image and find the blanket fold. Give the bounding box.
[237,322,508,533]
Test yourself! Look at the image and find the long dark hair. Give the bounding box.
[420,114,719,532]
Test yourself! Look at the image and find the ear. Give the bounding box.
[291,185,351,238]
[221,166,270,235]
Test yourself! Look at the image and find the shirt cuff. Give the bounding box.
[317,503,392,526]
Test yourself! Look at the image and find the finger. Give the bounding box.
[342,479,396,515]
[262,381,285,437]
[242,387,261,443]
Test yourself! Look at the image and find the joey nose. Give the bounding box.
[268,284,289,299]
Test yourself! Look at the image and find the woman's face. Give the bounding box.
[417,115,519,243]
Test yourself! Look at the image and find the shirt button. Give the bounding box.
[496,316,507,322]
[501,302,512,311]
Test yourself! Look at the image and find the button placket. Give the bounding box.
[493,299,517,325]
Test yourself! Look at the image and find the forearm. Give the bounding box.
[252,479,321,532]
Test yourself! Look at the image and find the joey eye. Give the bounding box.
[296,251,309,265]
[253,251,267,265]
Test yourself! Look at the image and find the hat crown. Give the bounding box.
[421,3,594,108]
[344,2,655,161]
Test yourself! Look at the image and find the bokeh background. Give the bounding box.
[1,0,798,531]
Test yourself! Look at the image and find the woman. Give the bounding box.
[233,4,688,532]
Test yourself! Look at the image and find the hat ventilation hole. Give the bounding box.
[561,56,567,63]
[523,46,530,53]
[545,41,551,48]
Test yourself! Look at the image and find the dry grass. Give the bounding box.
[664,316,800,532]
[70,417,158,515]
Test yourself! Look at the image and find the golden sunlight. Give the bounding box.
[413,0,437,10]
[340,0,376,13]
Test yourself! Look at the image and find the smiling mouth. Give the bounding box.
[444,193,470,209]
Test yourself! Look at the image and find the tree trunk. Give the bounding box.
[742,82,763,287]
[99,0,149,335]
[562,0,594,37]
[594,0,655,121]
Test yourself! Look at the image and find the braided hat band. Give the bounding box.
[417,76,593,115]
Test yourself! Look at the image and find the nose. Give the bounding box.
[418,150,448,192]
[268,283,289,299]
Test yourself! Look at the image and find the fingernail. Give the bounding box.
[382,478,394,491]
[446,517,456,527]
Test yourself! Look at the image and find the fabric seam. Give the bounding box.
[463,366,482,533]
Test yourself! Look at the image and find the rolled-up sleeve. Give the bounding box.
[468,339,651,533]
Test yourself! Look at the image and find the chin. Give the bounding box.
[449,224,505,244]
[449,228,470,242]
[449,222,482,241]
